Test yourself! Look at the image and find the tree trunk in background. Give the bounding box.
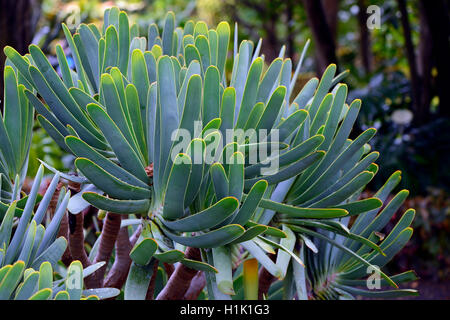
[286,0,295,59]
[264,14,280,63]
[397,0,423,124]
[228,0,280,63]
[419,0,450,119]
[417,0,433,122]
[357,0,372,74]
[322,0,340,43]
[303,0,338,74]
[0,0,41,107]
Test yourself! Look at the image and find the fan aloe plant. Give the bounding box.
[3,7,418,300]
[0,167,69,269]
[0,165,120,300]
[0,260,119,300]
[0,65,34,204]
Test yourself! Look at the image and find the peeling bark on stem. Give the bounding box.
[156,247,201,300]
[68,210,92,269]
[85,212,122,288]
[130,225,142,247]
[103,225,132,289]
[48,181,72,266]
[183,271,206,300]
[58,212,72,266]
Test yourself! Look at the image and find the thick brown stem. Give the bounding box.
[129,225,142,247]
[163,263,175,279]
[145,260,160,300]
[183,271,206,300]
[103,225,132,289]
[58,212,72,267]
[46,181,72,267]
[85,212,122,288]
[258,254,277,299]
[68,210,91,269]
[48,182,63,215]
[156,247,201,300]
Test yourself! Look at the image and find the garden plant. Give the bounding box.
[0,7,418,300]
